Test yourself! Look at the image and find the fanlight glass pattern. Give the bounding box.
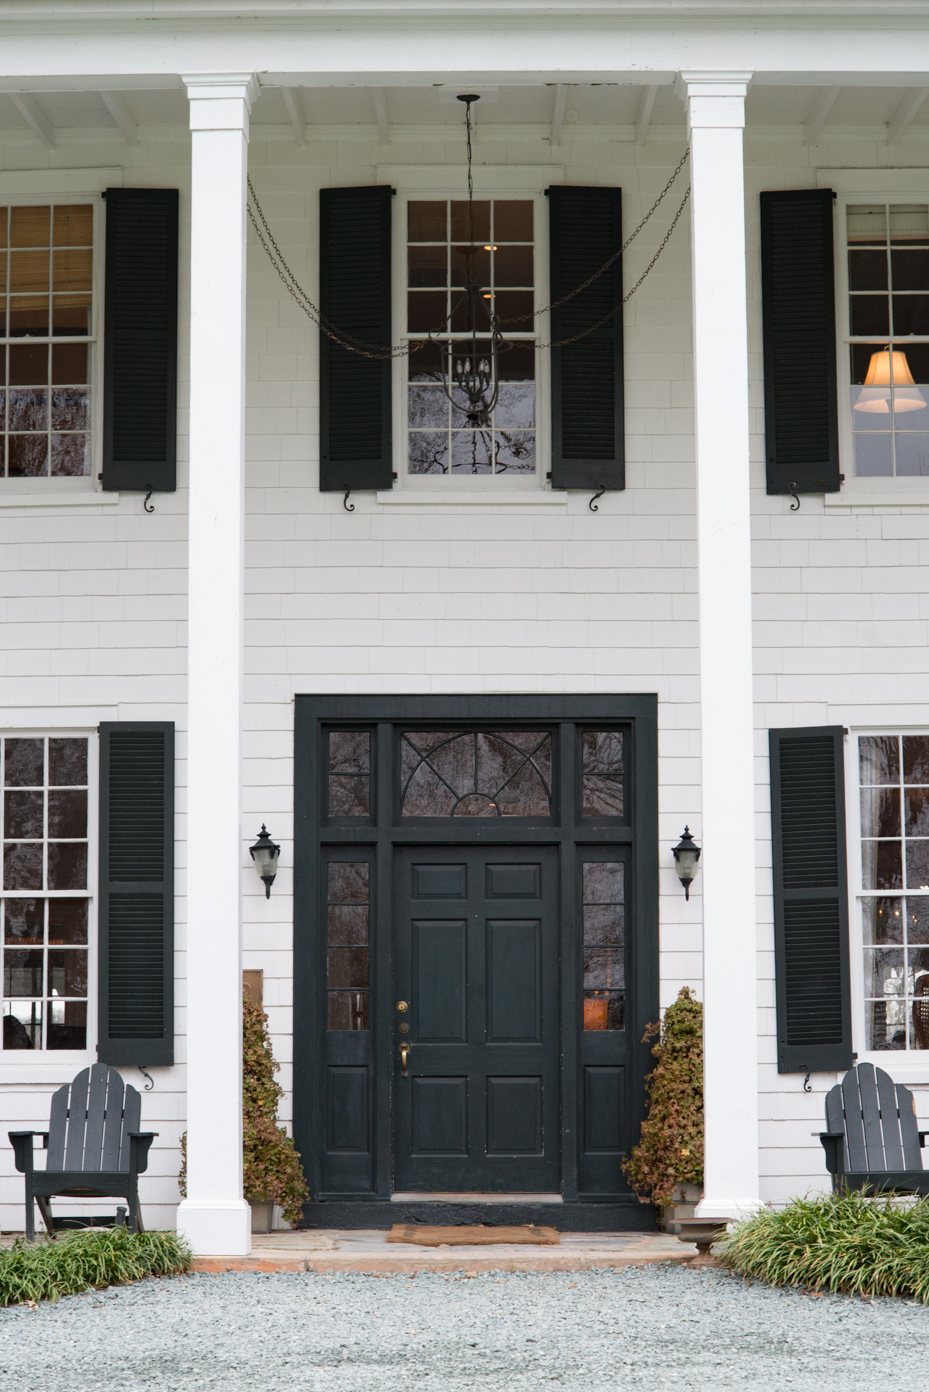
[400,731,552,818]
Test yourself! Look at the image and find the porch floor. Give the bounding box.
[191,1228,697,1273]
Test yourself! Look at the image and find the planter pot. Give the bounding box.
[249,1199,273,1234]
[659,1182,704,1232]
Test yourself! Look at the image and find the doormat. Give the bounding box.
[387,1224,560,1247]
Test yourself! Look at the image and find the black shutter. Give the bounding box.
[548,186,624,491]
[769,726,852,1074]
[102,189,178,493]
[98,722,174,1066]
[319,185,392,492]
[760,189,840,496]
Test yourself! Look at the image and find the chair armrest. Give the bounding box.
[8,1131,49,1173]
[819,1131,844,1175]
[128,1132,158,1174]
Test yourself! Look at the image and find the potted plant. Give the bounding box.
[178,992,309,1231]
[622,986,704,1225]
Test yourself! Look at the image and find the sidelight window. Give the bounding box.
[582,860,625,1031]
[2,735,91,1050]
[327,861,370,1031]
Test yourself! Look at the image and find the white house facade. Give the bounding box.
[1,0,928,1254]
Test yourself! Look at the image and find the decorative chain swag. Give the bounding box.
[247,149,690,359]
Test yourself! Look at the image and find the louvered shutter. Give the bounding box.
[548,186,624,491]
[319,185,393,492]
[760,189,840,496]
[98,722,174,1066]
[769,726,852,1073]
[102,189,178,493]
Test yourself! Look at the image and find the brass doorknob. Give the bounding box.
[397,1001,409,1012]
[400,1043,410,1077]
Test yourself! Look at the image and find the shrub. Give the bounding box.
[621,985,704,1208]
[0,1227,190,1307]
[242,993,309,1225]
[178,994,309,1226]
[718,1191,929,1301]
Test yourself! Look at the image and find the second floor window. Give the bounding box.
[405,197,537,477]
[847,202,929,479]
[0,203,92,481]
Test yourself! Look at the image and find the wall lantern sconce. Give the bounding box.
[249,825,281,898]
[672,826,701,901]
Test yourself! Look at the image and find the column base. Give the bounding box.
[176,1199,252,1256]
[695,1197,762,1222]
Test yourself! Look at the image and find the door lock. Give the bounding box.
[396,1000,409,1012]
[400,1043,410,1077]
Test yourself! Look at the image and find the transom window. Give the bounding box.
[405,198,537,476]
[0,204,92,480]
[2,736,91,1051]
[400,730,552,817]
[846,203,929,478]
[857,734,929,1051]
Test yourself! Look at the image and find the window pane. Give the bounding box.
[860,786,900,838]
[4,842,43,890]
[3,1001,40,1049]
[327,904,368,946]
[5,789,44,838]
[4,898,43,944]
[47,948,87,998]
[582,732,623,817]
[4,948,43,996]
[4,737,44,786]
[46,999,86,1050]
[47,899,87,945]
[862,839,902,891]
[47,841,87,891]
[862,897,904,944]
[583,860,625,1032]
[400,731,551,817]
[327,861,370,1031]
[860,735,900,785]
[48,789,86,839]
[328,731,370,818]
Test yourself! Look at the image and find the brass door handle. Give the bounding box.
[400,1043,410,1077]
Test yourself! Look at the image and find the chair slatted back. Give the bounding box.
[45,1063,140,1173]
[826,1062,924,1172]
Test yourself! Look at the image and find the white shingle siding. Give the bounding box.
[2,123,928,1228]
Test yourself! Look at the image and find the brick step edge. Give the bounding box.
[190,1249,696,1275]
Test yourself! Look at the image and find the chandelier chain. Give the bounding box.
[247,148,690,358]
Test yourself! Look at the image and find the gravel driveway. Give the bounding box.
[2,1262,927,1391]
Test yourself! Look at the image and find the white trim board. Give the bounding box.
[376,164,565,188]
[817,167,929,193]
[0,166,122,196]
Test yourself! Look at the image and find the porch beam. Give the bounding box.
[176,69,258,1260]
[281,86,306,145]
[550,83,566,149]
[101,90,138,145]
[804,86,841,146]
[676,69,761,1223]
[9,92,55,148]
[372,86,390,146]
[888,86,929,144]
[635,84,658,147]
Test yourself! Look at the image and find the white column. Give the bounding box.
[176,72,257,1257]
[676,71,761,1220]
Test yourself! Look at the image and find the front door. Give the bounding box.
[393,845,560,1192]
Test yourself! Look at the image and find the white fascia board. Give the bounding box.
[0,165,122,196]
[817,167,929,192]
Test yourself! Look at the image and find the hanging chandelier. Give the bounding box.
[430,94,511,427]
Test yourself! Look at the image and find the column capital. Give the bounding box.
[182,72,259,133]
[675,71,752,131]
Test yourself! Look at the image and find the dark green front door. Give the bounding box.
[393,845,560,1192]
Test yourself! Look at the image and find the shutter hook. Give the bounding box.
[787,483,800,512]
[801,1069,812,1094]
[589,487,605,512]
[143,488,155,514]
[138,1066,154,1092]
[343,489,354,512]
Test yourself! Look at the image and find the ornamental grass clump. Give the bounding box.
[718,1191,929,1302]
[0,1226,190,1307]
[622,986,703,1208]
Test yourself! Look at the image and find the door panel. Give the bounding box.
[394,845,560,1192]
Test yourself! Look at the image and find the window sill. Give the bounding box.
[376,489,569,508]
[0,488,118,508]
[825,482,929,509]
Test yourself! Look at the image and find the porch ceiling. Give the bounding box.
[0,80,925,144]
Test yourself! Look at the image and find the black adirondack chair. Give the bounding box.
[820,1061,929,1195]
[8,1063,157,1240]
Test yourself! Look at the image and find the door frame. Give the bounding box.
[294,693,659,1229]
